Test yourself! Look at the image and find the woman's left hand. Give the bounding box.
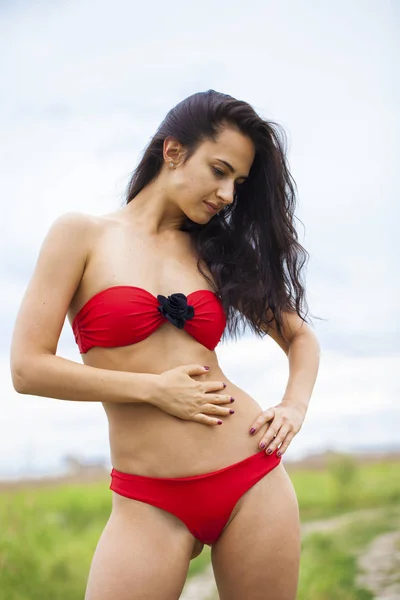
[248,401,307,457]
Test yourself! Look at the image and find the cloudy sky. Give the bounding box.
[1,0,398,478]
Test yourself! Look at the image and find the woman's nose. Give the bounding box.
[217,186,235,206]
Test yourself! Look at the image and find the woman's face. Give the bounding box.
[165,126,256,224]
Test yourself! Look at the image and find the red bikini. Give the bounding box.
[72,285,226,353]
[110,450,281,546]
[71,284,281,546]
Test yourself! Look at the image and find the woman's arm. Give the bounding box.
[280,327,320,413]
[265,309,320,413]
[10,212,158,404]
[247,311,320,457]
[11,353,158,404]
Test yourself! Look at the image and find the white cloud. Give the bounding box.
[1,0,398,476]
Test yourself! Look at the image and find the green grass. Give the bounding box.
[187,544,212,577]
[289,456,400,520]
[0,456,399,599]
[298,532,374,600]
[0,482,109,600]
[297,505,400,600]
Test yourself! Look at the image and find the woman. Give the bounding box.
[10,90,320,599]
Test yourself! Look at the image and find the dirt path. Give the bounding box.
[356,530,400,599]
[180,564,216,600]
[301,507,391,536]
[179,507,399,600]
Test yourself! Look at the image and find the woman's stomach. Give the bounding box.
[105,376,265,477]
[83,330,268,477]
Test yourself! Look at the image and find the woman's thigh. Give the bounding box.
[85,494,196,600]
[211,462,301,600]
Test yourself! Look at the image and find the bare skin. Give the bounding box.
[17,125,302,599]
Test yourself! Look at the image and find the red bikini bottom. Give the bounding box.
[110,449,281,546]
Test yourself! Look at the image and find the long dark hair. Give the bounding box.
[124,90,318,344]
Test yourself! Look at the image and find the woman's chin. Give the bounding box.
[183,212,211,226]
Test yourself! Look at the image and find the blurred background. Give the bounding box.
[1,1,398,599]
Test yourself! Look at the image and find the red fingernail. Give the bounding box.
[204,366,210,370]
[230,397,235,402]
[229,409,235,414]
[250,428,256,434]
[267,449,272,455]
[217,420,223,425]
[277,451,282,457]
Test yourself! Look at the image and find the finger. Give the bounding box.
[201,403,235,417]
[205,394,235,405]
[192,413,224,426]
[272,432,295,457]
[261,427,289,454]
[258,425,285,451]
[184,364,213,376]
[249,408,275,435]
[204,380,228,392]
[204,394,235,404]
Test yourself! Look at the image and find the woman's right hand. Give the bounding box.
[152,364,234,425]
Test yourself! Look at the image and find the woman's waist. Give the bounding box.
[82,342,221,376]
[106,390,264,477]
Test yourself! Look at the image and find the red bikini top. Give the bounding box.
[71,285,227,354]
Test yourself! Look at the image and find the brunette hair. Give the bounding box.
[125,90,319,343]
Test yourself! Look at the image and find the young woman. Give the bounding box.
[11,89,320,599]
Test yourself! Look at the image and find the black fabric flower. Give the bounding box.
[157,292,195,329]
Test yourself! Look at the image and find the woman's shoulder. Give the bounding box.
[50,210,98,232]
[49,210,117,240]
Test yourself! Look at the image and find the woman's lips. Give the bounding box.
[204,201,218,214]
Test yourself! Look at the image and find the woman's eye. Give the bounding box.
[212,166,245,190]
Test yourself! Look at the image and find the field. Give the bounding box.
[1,451,399,599]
